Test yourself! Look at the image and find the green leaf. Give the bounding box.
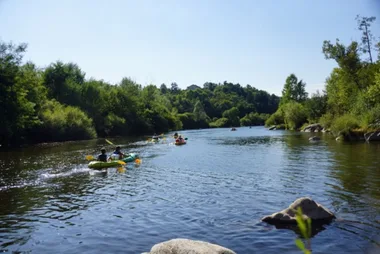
[307,218,312,238]
[295,239,305,251]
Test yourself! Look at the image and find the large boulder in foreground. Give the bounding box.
[143,238,236,254]
[262,197,335,224]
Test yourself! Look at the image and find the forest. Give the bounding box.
[265,15,380,139]
[2,15,379,146]
[0,42,279,146]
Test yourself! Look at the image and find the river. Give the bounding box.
[0,127,379,254]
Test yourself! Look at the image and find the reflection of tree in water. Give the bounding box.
[326,141,380,200]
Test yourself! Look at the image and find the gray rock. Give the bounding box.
[268,125,276,130]
[364,131,380,142]
[143,239,236,254]
[302,123,323,133]
[309,136,321,141]
[262,197,335,224]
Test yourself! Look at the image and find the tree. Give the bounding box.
[322,40,362,88]
[193,100,209,122]
[170,82,180,94]
[356,15,376,63]
[160,83,168,94]
[222,107,240,126]
[0,41,38,144]
[43,61,85,106]
[304,90,327,122]
[280,74,308,105]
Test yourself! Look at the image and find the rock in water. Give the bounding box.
[143,238,236,254]
[262,197,335,224]
[309,136,321,141]
[302,123,323,132]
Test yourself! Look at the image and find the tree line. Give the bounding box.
[0,44,279,146]
[266,15,380,138]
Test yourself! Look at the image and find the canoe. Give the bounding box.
[175,140,186,146]
[122,153,139,162]
[88,161,122,169]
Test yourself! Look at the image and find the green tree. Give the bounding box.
[280,74,308,105]
[222,107,240,126]
[0,41,42,145]
[356,15,376,63]
[43,61,85,106]
[304,90,327,122]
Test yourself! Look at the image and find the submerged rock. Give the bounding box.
[262,197,335,224]
[143,238,236,254]
[309,136,321,141]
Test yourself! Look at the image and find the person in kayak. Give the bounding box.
[97,148,108,162]
[173,132,178,138]
[110,146,125,160]
[176,135,184,143]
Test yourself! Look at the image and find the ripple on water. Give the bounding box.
[0,128,380,253]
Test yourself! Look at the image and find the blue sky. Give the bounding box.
[1,0,379,96]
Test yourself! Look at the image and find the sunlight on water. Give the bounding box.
[0,127,379,254]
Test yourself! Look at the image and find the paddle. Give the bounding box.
[105,139,114,145]
[85,155,126,165]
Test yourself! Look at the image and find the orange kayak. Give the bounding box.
[175,140,186,145]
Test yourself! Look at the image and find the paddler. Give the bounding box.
[110,146,125,160]
[176,135,184,143]
[97,148,108,162]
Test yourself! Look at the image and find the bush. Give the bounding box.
[319,112,335,129]
[209,117,229,128]
[282,102,307,130]
[330,114,360,136]
[360,105,380,129]
[104,113,127,135]
[240,112,269,126]
[178,113,195,129]
[38,100,97,141]
[265,111,284,126]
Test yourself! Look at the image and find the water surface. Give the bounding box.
[0,127,379,253]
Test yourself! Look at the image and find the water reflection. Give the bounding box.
[0,128,379,253]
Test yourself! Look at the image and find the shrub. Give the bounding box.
[38,100,97,141]
[209,117,229,128]
[265,111,284,126]
[330,114,360,136]
[360,105,380,129]
[282,102,308,130]
[319,112,335,129]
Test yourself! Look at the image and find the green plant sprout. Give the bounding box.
[294,207,312,254]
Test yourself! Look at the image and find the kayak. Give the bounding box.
[122,153,139,162]
[175,140,186,146]
[88,161,122,169]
